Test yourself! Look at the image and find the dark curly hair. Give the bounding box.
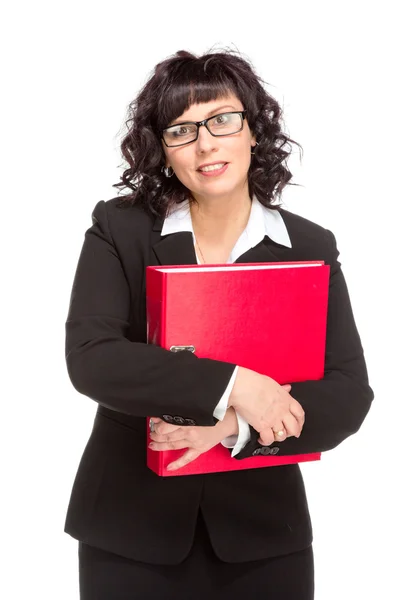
[112,47,303,217]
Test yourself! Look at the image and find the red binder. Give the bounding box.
[146,261,330,476]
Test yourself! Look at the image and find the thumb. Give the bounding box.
[282,384,291,392]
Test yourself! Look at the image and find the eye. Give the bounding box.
[174,126,189,136]
[167,124,197,137]
[210,113,236,128]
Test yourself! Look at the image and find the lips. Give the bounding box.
[197,162,228,172]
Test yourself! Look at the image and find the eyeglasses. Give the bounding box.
[161,110,247,147]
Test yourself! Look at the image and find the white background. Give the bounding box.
[2,1,399,598]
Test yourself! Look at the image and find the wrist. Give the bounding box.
[221,406,239,437]
[228,366,254,409]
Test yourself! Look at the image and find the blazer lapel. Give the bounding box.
[152,231,198,266]
[234,238,294,264]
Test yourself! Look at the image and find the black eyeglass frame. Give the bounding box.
[161,110,248,147]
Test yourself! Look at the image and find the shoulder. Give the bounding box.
[91,197,155,239]
[278,207,330,241]
[278,207,337,265]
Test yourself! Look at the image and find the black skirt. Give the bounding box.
[78,509,314,600]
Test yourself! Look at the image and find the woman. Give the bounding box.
[65,49,374,599]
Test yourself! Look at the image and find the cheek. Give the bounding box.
[234,144,251,170]
[170,151,192,172]
[230,137,250,161]
[175,164,194,184]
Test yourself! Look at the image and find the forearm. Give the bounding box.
[233,367,373,459]
[67,334,236,424]
[66,199,236,424]
[231,229,374,460]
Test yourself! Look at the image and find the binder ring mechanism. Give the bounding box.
[170,345,196,353]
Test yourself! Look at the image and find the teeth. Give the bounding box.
[199,163,226,172]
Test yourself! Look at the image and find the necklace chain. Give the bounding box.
[195,239,206,264]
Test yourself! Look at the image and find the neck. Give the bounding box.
[190,188,253,241]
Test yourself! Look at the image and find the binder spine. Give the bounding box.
[146,269,168,475]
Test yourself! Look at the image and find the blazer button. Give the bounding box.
[173,416,185,425]
[162,414,174,423]
[270,447,279,455]
[261,446,271,456]
[185,418,197,426]
[252,448,261,456]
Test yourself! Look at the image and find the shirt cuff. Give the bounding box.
[212,365,239,421]
[221,411,251,456]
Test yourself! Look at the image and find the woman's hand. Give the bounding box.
[259,383,300,445]
[228,367,305,445]
[149,407,239,471]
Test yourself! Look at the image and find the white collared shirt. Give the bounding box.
[161,195,292,455]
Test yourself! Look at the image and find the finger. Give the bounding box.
[149,417,162,423]
[150,428,187,443]
[150,417,183,434]
[282,412,303,438]
[167,449,201,471]
[281,384,292,391]
[289,400,305,423]
[272,423,287,442]
[258,428,275,445]
[149,439,190,452]
[154,422,182,435]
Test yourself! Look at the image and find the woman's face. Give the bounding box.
[162,92,256,201]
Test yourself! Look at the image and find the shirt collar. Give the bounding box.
[161,195,292,248]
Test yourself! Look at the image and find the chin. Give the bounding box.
[197,185,233,196]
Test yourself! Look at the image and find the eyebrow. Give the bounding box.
[169,105,238,126]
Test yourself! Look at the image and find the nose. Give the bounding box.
[195,124,218,153]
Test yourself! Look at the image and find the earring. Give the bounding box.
[161,165,174,178]
[250,141,259,155]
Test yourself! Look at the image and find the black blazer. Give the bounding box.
[64,198,374,565]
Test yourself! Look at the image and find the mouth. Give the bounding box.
[197,162,229,176]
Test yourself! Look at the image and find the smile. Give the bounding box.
[197,163,229,177]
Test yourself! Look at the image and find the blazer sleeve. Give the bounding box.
[65,200,236,425]
[233,229,374,459]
